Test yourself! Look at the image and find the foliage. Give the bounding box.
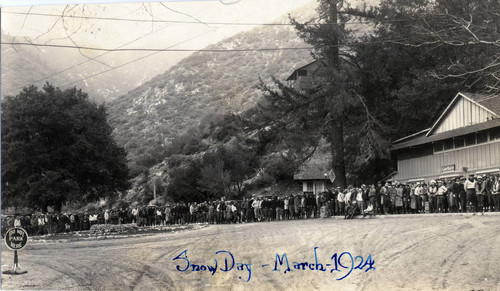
[351,0,500,137]
[107,18,313,170]
[247,0,392,188]
[1,83,130,212]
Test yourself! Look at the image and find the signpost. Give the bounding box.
[2,227,28,275]
[441,164,456,173]
[328,169,336,183]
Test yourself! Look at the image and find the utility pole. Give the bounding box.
[328,0,347,189]
[329,0,340,73]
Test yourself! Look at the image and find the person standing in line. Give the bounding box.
[436,180,448,213]
[259,197,265,221]
[368,184,378,215]
[251,197,259,222]
[356,187,365,217]
[332,187,339,216]
[485,174,494,212]
[464,174,477,213]
[448,178,460,213]
[409,183,418,214]
[362,185,369,210]
[247,197,254,222]
[428,180,438,213]
[284,196,290,220]
[288,195,295,220]
[294,194,301,219]
[262,197,269,222]
[395,184,404,214]
[131,207,139,224]
[276,197,283,221]
[492,174,500,212]
[402,184,410,214]
[421,182,429,213]
[344,188,352,215]
[240,198,248,223]
[458,177,467,213]
[315,193,321,217]
[389,183,397,214]
[104,209,110,225]
[414,182,422,213]
[337,189,345,216]
[380,183,390,215]
[165,204,172,225]
[375,182,383,215]
[476,175,486,213]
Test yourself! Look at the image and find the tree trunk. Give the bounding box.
[330,120,347,188]
[328,0,347,189]
[329,0,340,72]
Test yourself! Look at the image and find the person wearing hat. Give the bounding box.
[337,188,346,216]
[476,175,487,213]
[333,187,341,216]
[436,180,448,213]
[368,184,378,215]
[395,183,404,214]
[414,182,423,213]
[485,174,494,212]
[428,180,438,213]
[458,176,467,213]
[448,177,461,213]
[464,174,477,212]
[421,182,430,213]
[492,174,500,212]
[409,183,418,214]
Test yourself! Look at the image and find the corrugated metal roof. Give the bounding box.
[392,118,500,150]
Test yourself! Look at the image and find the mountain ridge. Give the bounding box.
[106,3,320,167]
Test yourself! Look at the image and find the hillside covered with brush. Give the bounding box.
[106,5,320,170]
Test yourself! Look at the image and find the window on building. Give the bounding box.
[307,181,314,191]
[314,181,324,193]
[465,133,476,146]
[443,139,454,150]
[490,127,500,141]
[454,136,465,148]
[298,70,308,77]
[433,141,443,152]
[476,131,488,144]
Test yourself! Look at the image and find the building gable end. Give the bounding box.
[426,92,499,136]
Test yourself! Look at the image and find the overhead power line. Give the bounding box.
[2,41,318,52]
[3,10,488,26]
[2,11,310,26]
[6,21,176,94]
[1,10,415,26]
[1,33,453,53]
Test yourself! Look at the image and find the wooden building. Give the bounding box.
[286,59,327,90]
[294,159,333,195]
[391,92,500,183]
[288,60,338,192]
[293,139,335,194]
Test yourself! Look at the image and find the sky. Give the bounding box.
[0,0,379,99]
[1,0,314,98]
[1,0,313,54]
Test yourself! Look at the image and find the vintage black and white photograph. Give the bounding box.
[1,0,500,290]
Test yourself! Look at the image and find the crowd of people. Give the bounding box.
[2,173,499,238]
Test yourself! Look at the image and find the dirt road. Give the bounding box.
[2,214,499,290]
